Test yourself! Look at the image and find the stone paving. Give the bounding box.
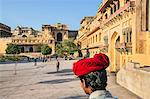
[0,59,141,99]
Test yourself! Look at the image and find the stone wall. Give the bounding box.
[0,38,12,54]
[117,62,150,99]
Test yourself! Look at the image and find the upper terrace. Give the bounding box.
[86,0,135,36]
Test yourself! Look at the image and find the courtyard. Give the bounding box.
[0,59,141,99]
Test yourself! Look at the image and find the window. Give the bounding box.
[127,33,129,42]
[124,31,132,43]
[105,14,108,19]
[29,47,33,52]
[129,32,132,42]
[114,4,116,12]
[93,36,94,43]
[111,7,113,14]
[96,35,97,42]
[57,33,62,41]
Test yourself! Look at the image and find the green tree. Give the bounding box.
[5,44,21,54]
[41,44,52,55]
[56,42,63,55]
[37,45,42,52]
[5,43,21,75]
[56,39,78,56]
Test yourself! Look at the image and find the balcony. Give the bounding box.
[98,0,113,13]
[103,2,130,25]
[93,1,135,32]
[115,42,132,48]
[115,42,132,54]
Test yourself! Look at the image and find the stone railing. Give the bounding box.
[117,62,150,99]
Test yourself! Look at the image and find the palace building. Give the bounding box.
[0,23,78,55]
[77,0,150,72]
[0,23,12,38]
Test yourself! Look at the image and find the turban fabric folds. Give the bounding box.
[73,53,110,77]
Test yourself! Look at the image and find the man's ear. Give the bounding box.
[81,79,86,88]
[80,79,93,94]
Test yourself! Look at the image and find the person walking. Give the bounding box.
[72,53,117,99]
[56,59,60,72]
[34,58,37,66]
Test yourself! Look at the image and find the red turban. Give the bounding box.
[72,53,110,77]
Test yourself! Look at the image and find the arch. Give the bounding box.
[29,47,33,52]
[22,35,27,37]
[111,7,113,14]
[110,32,121,72]
[57,33,63,41]
[105,13,108,19]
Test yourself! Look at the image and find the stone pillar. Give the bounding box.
[141,0,147,31]
[135,0,142,54]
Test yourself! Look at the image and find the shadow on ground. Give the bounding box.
[37,78,78,85]
[46,69,74,76]
[0,83,34,89]
[60,95,88,99]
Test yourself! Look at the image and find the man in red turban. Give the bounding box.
[72,53,117,99]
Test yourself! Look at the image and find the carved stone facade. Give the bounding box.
[77,0,150,72]
[0,23,78,55]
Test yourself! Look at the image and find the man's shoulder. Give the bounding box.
[89,90,118,99]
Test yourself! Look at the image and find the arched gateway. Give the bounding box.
[57,33,62,41]
[109,32,121,72]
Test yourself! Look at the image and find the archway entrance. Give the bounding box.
[22,35,27,37]
[110,32,121,72]
[57,33,62,41]
[115,36,121,71]
[29,47,33,52]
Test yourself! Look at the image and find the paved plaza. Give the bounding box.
[0,59,141,99]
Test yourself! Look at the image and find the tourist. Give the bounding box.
[56,59,60,72]
[34,58,37,66]
[72,53,117,99]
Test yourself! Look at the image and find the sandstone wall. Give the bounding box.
[117,62,150,99]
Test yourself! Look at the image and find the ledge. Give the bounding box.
[117,62,150,99]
